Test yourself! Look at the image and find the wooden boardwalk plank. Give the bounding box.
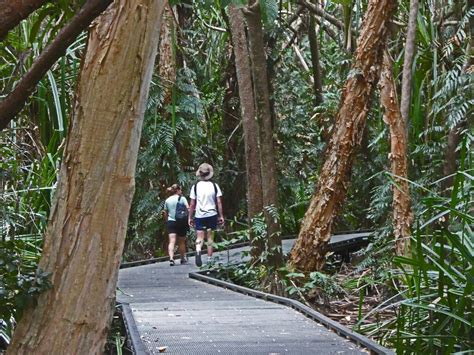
[118,238,372,354]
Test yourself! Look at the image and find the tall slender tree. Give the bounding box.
[228,5,264,255]
[308,2,324,106]
[244,0,282,267]
[7,1,165,353]
[289,0,398,272]
[380,49,413,255]
[400,0,419,126]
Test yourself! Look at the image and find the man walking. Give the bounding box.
[188,163,224,266]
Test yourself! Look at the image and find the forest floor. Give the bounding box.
[306,263,396,330]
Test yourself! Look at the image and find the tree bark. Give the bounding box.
[158,4,177,109]
[380,50,413,256]
[7,1,164,353]
[245,0,282,266]
[289,0,397,273]
[0,0,48,39]
[308,3,324,106]
[228,5,264,254]
[400,0,419,126]
[0,0,113,132]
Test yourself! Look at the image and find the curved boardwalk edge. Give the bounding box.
[121,303,150,355]
[189,271,394,355]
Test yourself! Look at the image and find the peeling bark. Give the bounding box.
[0,0,47,39]
[7,1,165,353]
[380,50,413,256]
[228,5,264,254]
[245,0,282,266]
[289,0,397,272]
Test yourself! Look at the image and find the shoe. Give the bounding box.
[195,251,202,267]
[180,258,187,265]
[169,259,175,266]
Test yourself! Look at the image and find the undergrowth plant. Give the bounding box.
[356,139,473,353]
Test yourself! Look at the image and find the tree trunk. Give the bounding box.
[228,5,264,254]
[221,49,246,220]
[380,50,413,256]
[7,1,164,353]
[0,0,47,39]
[245,0,282,267]
[158,4,177,109]
[289,0,397,273]
[308,5,324,106]
[400,0,419,126]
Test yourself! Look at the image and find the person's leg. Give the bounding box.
[168,233,177,266]
[195,217,206,266]
[177,236,186,262]
[206,228,213,257]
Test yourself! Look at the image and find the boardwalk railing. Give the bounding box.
[189,271,394,355]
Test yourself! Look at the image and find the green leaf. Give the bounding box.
[259,0,278,29]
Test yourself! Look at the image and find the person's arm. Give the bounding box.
[217,196,224,225]
[188,199,196,227]
[163,201,168,220]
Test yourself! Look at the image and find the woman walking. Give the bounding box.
[164,184,189,266]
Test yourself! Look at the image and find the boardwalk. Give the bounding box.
[117,235,378,354]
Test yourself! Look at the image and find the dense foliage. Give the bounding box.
[1,0,472,352]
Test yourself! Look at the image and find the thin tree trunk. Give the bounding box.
[7,1,164,353]
[221,50,246,220]
[380,50,413,256]
[158,4,177,109]
[228,5,264,254]
[400,0,419,126]
[245,0,282,267]
[308,2,323,106]
[0,0,113,131]
[0,0,47,39]
[441,121,466,194]
[289,0,397,273]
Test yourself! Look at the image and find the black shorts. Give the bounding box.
[195,215,218,231]
[167,220,189,237]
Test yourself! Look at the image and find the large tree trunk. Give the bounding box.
[400,0,419,126]
[7,1,164,353]
[0,0,47,39]
[289,0,397,273]
[380,50,413,256]
[245,0,282,267]
[228,5,264,255]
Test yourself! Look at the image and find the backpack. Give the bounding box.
[174,196,188,225]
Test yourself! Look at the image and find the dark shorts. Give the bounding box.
[195,215,218,231]
[167,220,189,237]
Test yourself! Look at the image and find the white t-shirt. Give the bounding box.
[190,181,223,218]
